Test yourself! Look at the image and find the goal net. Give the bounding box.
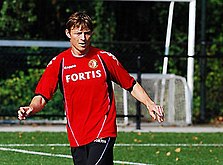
[114,73,192,126]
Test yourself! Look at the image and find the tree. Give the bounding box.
[0,0,37,39]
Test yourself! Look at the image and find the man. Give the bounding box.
[18,11,164,165]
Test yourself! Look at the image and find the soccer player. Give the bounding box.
[18,11,164,165]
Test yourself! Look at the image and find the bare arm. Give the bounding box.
[130,82,164,123]
[18,95,47,120]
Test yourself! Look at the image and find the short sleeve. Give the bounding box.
[35,56,61,100]
[99,51,135,90]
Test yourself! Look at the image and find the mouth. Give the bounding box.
[79,43,86,47]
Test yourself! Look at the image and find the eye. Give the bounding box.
[84,31,92,36]
[74,32,82,36]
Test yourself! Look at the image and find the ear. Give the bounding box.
[65,29,71,39]
[90,31,94,37]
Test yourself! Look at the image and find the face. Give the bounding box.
[68,26,92,55]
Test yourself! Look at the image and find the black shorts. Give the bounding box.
[71,137,116,165]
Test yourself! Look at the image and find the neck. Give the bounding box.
[71,49,86,57]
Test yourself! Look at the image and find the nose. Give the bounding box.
[80,33,85,40]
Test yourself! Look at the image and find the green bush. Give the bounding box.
[0,68,64,119]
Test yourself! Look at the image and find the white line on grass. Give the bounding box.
[0,143,223,147]
[115,143,223,147]
[114,160,151,165]
[0,147,151,165]
[0,147,72,158]
[0,144,69,147]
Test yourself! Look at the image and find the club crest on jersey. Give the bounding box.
[88,59,98,69]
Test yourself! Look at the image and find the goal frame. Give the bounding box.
[116,0,196,124]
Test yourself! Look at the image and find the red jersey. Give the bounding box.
[35,46,135,147]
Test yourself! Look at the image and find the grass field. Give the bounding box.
[0,132,222,165]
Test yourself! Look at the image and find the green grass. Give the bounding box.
[0,132,222,165]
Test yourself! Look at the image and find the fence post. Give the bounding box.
[136,56,141,130]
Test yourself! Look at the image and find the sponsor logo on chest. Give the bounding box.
[64,59,103,83]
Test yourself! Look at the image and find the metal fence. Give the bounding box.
[1,40,223,124]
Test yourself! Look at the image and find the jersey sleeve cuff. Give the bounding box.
[126,80,136,92]
[34,94,49,103]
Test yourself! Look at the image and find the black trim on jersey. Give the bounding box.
[126,80,136,93]
[58,59,65,101]
[98,56,113,110]
[34,94,49,103]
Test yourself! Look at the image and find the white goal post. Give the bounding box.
[117,0,196,126]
